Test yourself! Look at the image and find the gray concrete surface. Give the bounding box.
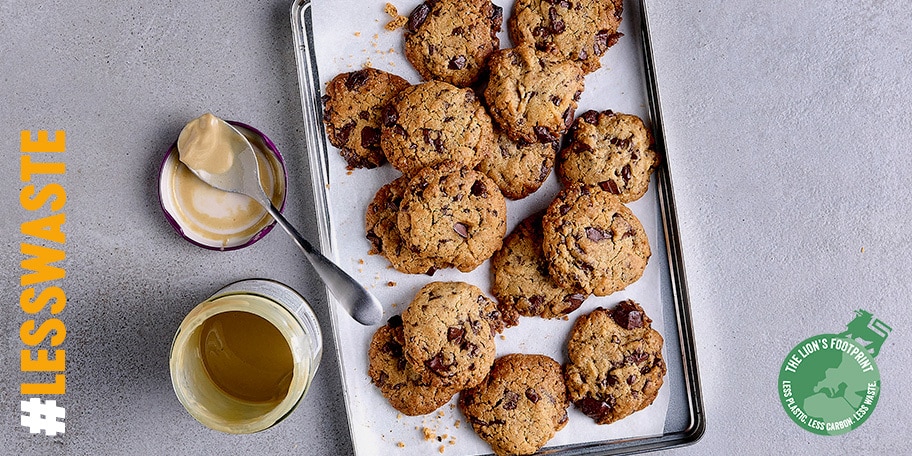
[2,0,910,454]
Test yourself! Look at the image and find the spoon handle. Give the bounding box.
[265,203,383,326]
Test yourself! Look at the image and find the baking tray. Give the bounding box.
[291,0,704,454]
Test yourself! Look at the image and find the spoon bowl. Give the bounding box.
[178,116,383,326]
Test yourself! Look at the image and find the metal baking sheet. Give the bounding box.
[291,0,704,454]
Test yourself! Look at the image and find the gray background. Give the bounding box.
[2,0,910,454]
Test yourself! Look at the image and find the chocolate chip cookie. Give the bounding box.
[459,354,569,456]
[381,80,495,175]
[368,316,460,416]
[484,43,584,144]
[365,176,438,275]
[404,0,503,87]
[509,0,624,74]
[491,212,587,327]
[397,161,507,272]
[401,281,504,391]
[564,301,666,425]
[476,127,558,200]
[559,110,659,203]
[542,185,650,296]
[322,68,410,168]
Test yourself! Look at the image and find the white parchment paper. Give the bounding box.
[309,1,670,454]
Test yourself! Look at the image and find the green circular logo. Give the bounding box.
[778,334,880,435]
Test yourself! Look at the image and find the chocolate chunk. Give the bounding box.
[453,222,469,238]
[447,326,465,344]
[471,180,488,197]
[585,227,610,242]
[425,352,449,374]
[387,314,403,327]
[491,3,503,27]
[525,388,540,403]
[534,126,556,142]
[407,3,430,32]
[360,126,381,148]
[345,70,369,90]
[548,7,565,34]
[612,301,644,329]
[621,164,632,183]
[381,105,399,126]
[563,293,586,311]
[337,122,355,142]
[449,55,467,70]
[580,110,599,124]
[576,396,614,421]
[502,390,520,410]
[600,180,621,195]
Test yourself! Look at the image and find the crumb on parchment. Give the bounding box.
[439,445,445,453]
[384,3,408,30]
[397,442,405,448]
[422,427,435,441]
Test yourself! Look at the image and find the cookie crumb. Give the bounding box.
[354,31,361,37]
[438,445,445,453]
[454,419,461,429]
[384,3,408,30]
[388,281,397,287]
[422,427,435,441]
[500,334,506,340]
[359,259,365,265]
[396,442,405,448]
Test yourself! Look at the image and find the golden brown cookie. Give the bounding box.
[484,43,584,144]
[397,162,507,273]
[542,185,650,296]
[459,354,569,456]
[404,0,503,87]
[509,0,624,74]
[380,80,495,175]
[476,127,558,200]
[564,301,666,424]
[368,316,460,415]
[365,176,438,275]
[401,281,504,391]
[559,110,659,203]
[491,211,587,327]
[322,68,410,168]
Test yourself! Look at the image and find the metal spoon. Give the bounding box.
[181,119,383,326]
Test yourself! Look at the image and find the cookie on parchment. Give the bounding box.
[476,127,558,200]
[559,110,658,203]
[322,68,410,169]
[491,212,587,327]
[564,301,666,425]
[459,354,569,456]
[484,43,584,144]
[542,185,650,296]
[401,281,504,391]
[381,80,495,175]
[365,176,438,275]
[367,316,460,416]
[404,0,503,87]
[397,161,507,273]
[509,0,624,74]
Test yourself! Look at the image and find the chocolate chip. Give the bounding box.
[381,105,399,126]
[345,70,369,90]
[559,204,571,215]
[576,396,613,421]
[360,126,381,148]
[447,326,465,344]
[525,388,540,403]
[449,55,467,70]
[563,107,574,127]
[375,371,388,386]
[528,295,545,313]
[564,293,586,311]
[366,231,382,252]
[580,110,599,124]
[534,126,556,142]
[621,164,632,183]
[625,350,649,365]
[451,26,464,36]
[600,180,621,195]
[550,95,562,106]
[425,352,449,374]
[627,375,637,385]
[585,227,610,241]
[407,3,430,32]
[502,390,520,410]
[471,180,488,197]
[578,48,588,61]
[612,301,644,329]
[381,341,403,358]
[387,314,403,327]
[337,122,355,142]
[548,7,565,34]
[491,3,503,26]
[453,222,469,238]
[320,94,330,104]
